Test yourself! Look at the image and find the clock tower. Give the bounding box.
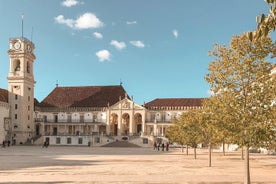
[7,37,36,144]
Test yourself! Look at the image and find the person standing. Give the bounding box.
[166,142,169,151]
[153,141,157,150]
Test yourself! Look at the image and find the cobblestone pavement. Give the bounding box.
[0,146,275,184]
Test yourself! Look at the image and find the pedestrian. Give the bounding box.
[153,141,157,150]
[162,142,165,151]
[7,140,10,147]
[2,140,6,148]
[46,141,49,148]
[166,142,169,151]
[157,142,160,151]
[42,141,47,148]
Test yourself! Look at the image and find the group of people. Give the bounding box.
[42,141,49,148]
[2,140,11,148]
[153,141,169,151]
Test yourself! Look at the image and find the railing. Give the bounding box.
[34,118,44,122]
[44,119,106,124]
[145,119,172,123]
[44,132,100,136]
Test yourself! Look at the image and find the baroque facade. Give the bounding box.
[0,37,204,146]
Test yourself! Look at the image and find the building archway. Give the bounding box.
[110,113,118,136]
[122,113,130,135]
[134,113,142,135]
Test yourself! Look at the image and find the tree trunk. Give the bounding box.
[208,143,212,167]
[194,147,197,159]
[244,146,251,184]
[222,141,225,156]
[186,146,189,155]
[181,145,184,153]
[241,146,244,160]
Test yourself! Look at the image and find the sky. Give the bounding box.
[0,0,270,105]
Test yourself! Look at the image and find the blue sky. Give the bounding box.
[0,0,269,104]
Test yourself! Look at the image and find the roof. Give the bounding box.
[39,85,128,108]
[144,98,204,109]
[0,88,8,103]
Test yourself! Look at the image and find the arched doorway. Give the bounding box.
[110,113,118,136]
[134,113,142,135]
[122,113,130,136]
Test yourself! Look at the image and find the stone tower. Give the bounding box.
[7,37,35,144]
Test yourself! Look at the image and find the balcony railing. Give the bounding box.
[145,118,172,123]
[43,119,106,124]
[44,132,100,136]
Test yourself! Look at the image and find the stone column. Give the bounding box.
[118,113,122,136]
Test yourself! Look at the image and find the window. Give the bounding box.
[28,115,30,120]
[54,115,58,123]
[15,114,17,119]
[78,138,83,144]
[27,62,30,73]
[67,137,71,144]
[56,137,61,144]
[28,96,30,102]
[143,138,148,144]
[28,105,30,111]
[15,95,18,100]
[15,104,18,109]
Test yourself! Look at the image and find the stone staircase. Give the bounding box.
[102,140,140,147]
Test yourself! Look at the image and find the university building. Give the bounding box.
[0,37,204,146]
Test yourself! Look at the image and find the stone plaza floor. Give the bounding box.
[0,145,275,184]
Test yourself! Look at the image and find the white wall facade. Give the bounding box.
[0,102,9,142]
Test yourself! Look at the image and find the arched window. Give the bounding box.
[14,60,20,71]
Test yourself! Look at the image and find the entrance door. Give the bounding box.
[137,124,142,134]
[35,124,40,136]
[114,124,118,136]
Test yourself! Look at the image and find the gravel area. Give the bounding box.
[0,146,275,184]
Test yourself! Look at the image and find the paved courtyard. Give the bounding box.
[0,146,275,184]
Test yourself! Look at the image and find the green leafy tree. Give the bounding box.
[165,118,187,153]
[206,34,276,184]
[202,97,234,166]
[179,109,204,159]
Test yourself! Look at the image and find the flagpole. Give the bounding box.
[21,13,24,39]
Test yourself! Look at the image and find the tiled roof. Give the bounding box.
[0,88,8,103]
[144,98,204,109]
[39,85,127,108]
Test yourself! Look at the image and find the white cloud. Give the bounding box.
[93,32,103,39]
[54,15,74,28]
[54,13,103,30]
[75,13,103,29]
[130,40,145,48]
[62,0,79,7]
[172,29,178,38]
[126,21,137,25]
[96,50,111,62]
[110,40,126,50]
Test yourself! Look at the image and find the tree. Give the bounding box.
[206,34,276,184]
[165,118,187,153]
[166,109,204,159]
[179,109,204,159]
[202,96,234,167]
[248,0,276,41]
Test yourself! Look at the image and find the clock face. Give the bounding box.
[14,42,21,50]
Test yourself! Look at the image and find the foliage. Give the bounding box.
[248,0,276,41]
[206,34,276,149]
